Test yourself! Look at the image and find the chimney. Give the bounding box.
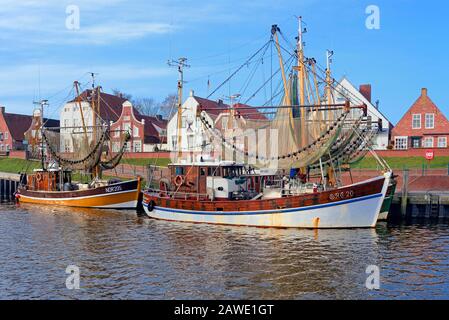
[217,99,223,105]
[190,90,194,97]
[421,88,428,97]
[156,114,163,121]
[0,106,4,114]
[359,84,372,103]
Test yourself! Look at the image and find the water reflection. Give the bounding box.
[0,205,448,299]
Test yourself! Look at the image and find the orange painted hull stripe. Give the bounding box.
[18,190,139,208]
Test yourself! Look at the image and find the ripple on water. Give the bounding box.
[0,205,449,299]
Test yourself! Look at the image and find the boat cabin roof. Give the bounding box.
[169,161,244,168]
[32,168,72,173]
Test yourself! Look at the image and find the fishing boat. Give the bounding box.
[378,179,397,221]
[16,81,141,209]
[143,20,392,228]
[143,162,391,228]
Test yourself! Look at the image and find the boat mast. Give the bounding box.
[325,50,337,187]
[90,72,100,179]
[297,16,308,148]
[34,99,49,170]
[168,58,190,160]
[326,50,334,120]
[74,81,89,145]
[271,25,291,106]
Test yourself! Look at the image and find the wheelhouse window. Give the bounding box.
[175,167,185,175]
[412,114,421,129]
[394,136,408,150]
[438,137,447,148]
[422,137,434,148]
[207,167,220,176]
[425,114,435,129]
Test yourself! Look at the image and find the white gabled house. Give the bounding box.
[334,77,392,150]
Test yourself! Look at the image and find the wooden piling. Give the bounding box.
[401,169,409,217]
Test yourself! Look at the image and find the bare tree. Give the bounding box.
[111,89,177,118]
[111,89,133,101]
[133,98,159,116]
[159,94,177,118]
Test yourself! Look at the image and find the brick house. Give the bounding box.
[60,89,127,153]
[391,88,449,150]
[109,101,167,153]
[0,106,58,156]
[167,91,266,154]
[24,109,60,158]
[0,106,32,153]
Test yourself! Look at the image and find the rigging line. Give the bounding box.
[244,54,294,105]
[206,40,272,99]
[41,86,76,129]
[261,57,295,108]
[238,42,272,102]
[188,32,270,62]
[274,41,357,106]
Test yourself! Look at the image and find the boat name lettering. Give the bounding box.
[329,190,354,201]
[105,186,122,193]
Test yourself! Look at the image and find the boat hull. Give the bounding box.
[16,179,141,209]
[377,181,396,221]
[143,173,391,229]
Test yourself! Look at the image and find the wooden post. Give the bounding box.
[401,169,409,217]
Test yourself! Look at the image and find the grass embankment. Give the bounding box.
[351,156,449,170]
[0,158,41,174]
[120,158,172,167]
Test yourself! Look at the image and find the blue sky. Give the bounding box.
[0,0,447,124]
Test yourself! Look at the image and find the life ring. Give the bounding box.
[174,175,184,187]
[36,173,43,182]
[147,200,155,212]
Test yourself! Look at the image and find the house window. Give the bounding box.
[133,141,142,152]
[394,136,408,150]
[425,114,435,129]
[422,137,434,148]
[6,145,10,151]
[0,132,3,140]
[411,137,421,148]
[0,144,4,151]
[187,135,194,148]
[133,126,139,138]
[222,117,228,129]
[4,132,8,140]
[412,114,421,129]
[124,142,131,152]
[122,123,131,133]
[438,137,447,148]
[112,142,120,153]
[172,135,178,150]
[113,129,120,138]
[64,119,70,127]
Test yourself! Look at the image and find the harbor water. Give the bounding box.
[0,204,448,299]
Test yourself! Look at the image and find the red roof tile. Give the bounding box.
[70,90,128,123]
[3,113,32,142]
[135,114,168,144]
[193,96,266,120]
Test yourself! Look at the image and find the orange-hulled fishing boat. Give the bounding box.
[16,80,141,209]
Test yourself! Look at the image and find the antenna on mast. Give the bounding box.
[168,57,190,159]
[33,99,49,170]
